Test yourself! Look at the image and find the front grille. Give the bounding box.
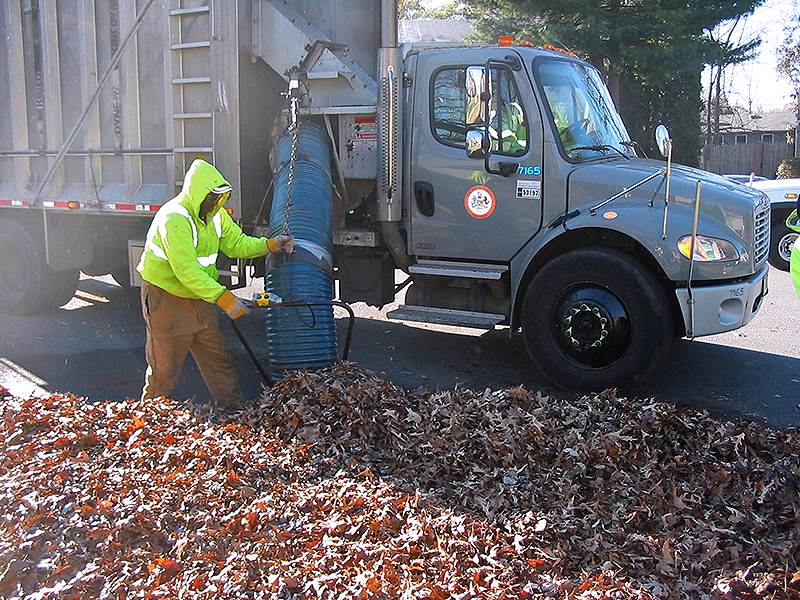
[753,204,770,266]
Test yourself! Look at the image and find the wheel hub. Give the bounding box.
[561,301,612,352]
[554,285,631,368]
[779,232,798,263]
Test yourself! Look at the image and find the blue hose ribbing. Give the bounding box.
[266,123,337,372]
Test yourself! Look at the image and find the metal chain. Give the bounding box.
[276,92,300,307]
[88,151,101,205]
[284,94,300,237]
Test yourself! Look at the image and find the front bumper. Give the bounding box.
[674,264,769,338]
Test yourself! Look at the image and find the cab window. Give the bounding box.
[537,59,634,161]
[432,66,528,156]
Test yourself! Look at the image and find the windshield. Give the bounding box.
[537,59,634,161]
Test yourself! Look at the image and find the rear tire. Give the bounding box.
[0,219,78,315]
[522,248,673,392]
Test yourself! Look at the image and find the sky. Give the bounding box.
[423,0,799,114]
[718,0,798,113]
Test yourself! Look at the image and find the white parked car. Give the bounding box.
[723,173,769,185]
[749,178,800,271]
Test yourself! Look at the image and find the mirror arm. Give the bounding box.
[490,55,522,71]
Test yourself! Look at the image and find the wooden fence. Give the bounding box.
[700,142,794,178]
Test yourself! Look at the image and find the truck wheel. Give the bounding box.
[522,248,673,392]
[768,222,796,272]
[0,219,79,315]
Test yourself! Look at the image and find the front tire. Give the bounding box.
[768,222,796,272]
[522,248,674,392]
[0,219,78,315]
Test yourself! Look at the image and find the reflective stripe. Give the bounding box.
[143,205,181,262]
[212,211,222,237]
[143,203,222,267]
[194,212,222,266]
[197,253,218,267]
[175,205,198,246]
[146,239,168,261]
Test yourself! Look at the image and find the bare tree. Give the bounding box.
[778,24,800,113]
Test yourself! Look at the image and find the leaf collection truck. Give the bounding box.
[0,0,770,391]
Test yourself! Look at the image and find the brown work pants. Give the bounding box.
[140,281,244,407]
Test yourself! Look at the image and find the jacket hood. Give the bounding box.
[181,159,233,218]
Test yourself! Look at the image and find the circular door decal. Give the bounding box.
[464,185,496,219]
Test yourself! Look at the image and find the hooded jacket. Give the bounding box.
[137,159,269,303]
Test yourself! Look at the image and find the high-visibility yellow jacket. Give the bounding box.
[787,209,800,299]
[137,159,269,303]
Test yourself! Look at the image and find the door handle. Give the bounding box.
[414,181,434,217]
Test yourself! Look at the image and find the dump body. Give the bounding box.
[0,0,378,275]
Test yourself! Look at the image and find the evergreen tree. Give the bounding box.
[463,0,763,165]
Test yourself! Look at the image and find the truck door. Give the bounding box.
[408,50,543,262]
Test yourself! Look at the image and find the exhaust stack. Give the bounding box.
[377,0,403,223]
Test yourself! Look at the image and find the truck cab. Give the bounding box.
[380,43,770,390]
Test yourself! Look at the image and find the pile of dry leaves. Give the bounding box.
[1,362,799,599]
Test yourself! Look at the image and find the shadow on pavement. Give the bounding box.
[2,275,798,429]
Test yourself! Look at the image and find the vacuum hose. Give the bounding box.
[231,299,355,387]
[266,122,337,373]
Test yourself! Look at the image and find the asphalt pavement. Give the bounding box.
[1,266,799,428]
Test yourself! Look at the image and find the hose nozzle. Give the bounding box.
[253,292,283,307]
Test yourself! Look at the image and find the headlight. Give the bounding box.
[677,235,739,261]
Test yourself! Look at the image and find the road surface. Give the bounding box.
[1,266,798,428]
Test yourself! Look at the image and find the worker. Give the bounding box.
[500,100,527,154]
[788,209,800,298]
[136,158,294,409]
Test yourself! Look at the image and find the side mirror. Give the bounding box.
[465,66,489,126]
[466,129,489,159]
[655,124,672,157]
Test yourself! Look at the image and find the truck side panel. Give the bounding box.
[0,0,380,213]
[0,0,27,198]
[0,0,383,283]
[0,0,174,206]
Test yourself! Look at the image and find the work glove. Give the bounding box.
[216,290,251,319]
[268,234,295,253]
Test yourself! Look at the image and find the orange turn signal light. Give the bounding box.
[543,44,577,57]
